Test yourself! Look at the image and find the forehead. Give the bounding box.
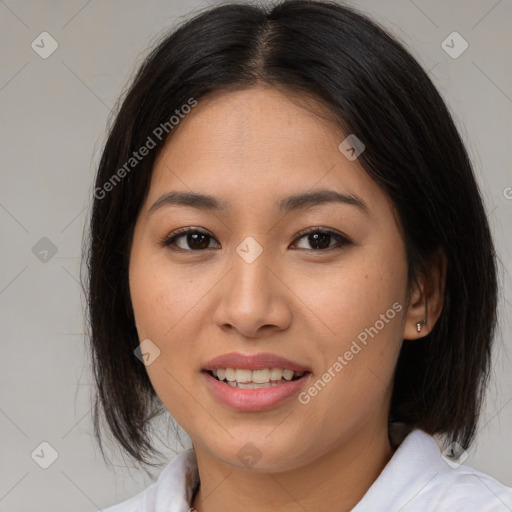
[146,86,385,215]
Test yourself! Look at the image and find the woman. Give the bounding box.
[85,1,512,510]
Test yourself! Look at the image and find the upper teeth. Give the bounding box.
[213,368,305,383]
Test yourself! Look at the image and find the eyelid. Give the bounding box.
[159,226,351,252]
[159,226,218,251]
[289,226,351,250]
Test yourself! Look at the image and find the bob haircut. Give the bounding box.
[84,0,498,468]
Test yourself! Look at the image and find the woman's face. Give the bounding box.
[129,85,412,472]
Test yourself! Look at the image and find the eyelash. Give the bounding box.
[158,226,351,253]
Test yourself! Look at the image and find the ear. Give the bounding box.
[403,248,447,340]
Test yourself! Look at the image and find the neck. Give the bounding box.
[191,424,394,512]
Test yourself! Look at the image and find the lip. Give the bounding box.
[202,370,311,411]
[202,352,312,411]
[203,352,311,372]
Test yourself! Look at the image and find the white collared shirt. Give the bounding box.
[102,429,512,511]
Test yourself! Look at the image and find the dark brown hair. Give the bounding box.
[83,0,498,469]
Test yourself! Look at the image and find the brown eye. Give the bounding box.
[160,226,350,253]
[292,228,350,251]
[161,228,220,251]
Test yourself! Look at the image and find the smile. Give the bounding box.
[203,370,311,411]
[208,368,306,388]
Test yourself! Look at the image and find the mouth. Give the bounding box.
[201,352,312,410]
[205,368,309,389]
[202,362,311,411]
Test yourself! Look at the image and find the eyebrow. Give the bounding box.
[147,189,370,216]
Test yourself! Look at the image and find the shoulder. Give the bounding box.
[102,486,152,512]
[426,461,512,511]
[101,476,157,512]
[102,449,199,512]
[352,429,512,512]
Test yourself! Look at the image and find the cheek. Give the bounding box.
[128,242,227,403]
[129,263,169,338]
[294,240,407,406]
[129,247,205,340]
[129,253,206,420]
[290,247,406,351]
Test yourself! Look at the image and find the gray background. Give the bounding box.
[1,0,511,510]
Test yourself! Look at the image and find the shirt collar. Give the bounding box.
[351,428,450,511]
[153,449,199,512]
[155,429,447,511]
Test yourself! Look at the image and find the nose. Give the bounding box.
[212,242,293,338]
